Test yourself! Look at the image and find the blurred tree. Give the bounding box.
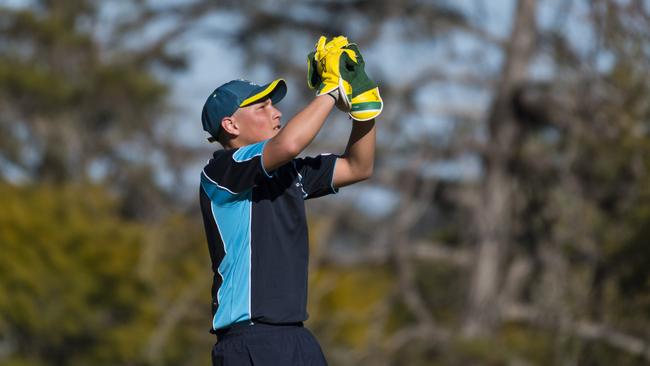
[3,0,650,365]
[0,3,215,365]
[0,0,199,218]
[176,0,650,365]
[0,183,213,365]
[0,183,155,365]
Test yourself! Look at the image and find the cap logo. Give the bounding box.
[235,78,255,86]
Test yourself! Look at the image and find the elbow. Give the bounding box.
[364,167,374,180]
[358,164,374,181]
[348,157,374,181]
[264,137,302,171]
[364,159,375,179]
[272,136,301,159]
[283,140,302,158]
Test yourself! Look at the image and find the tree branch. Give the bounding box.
[502,303,650,361]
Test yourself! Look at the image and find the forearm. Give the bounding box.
[280,95,335,152]
[343,119,376,177]
[264,95,334,170]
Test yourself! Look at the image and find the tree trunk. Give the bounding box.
[462,0,538,338]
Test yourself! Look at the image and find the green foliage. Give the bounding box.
[2,1,650,365]
[0,183,154,365]
[413,260,465,325]
[439,326,554,366]
[0,183,213,365]
[309,265,394,356]
[0,2,173,188]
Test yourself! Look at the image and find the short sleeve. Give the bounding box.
[292,154,339,200]
[202,140,271,194]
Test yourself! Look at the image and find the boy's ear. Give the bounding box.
[220,116,239,137]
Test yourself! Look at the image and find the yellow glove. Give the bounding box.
[307,36,383,120]
[308,36,355,103]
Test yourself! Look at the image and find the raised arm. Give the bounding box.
[332,119,376,188]
[263,36,379,179]
[263,95,335,171]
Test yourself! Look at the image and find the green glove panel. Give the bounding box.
[339,44,383,121]
[306,36,383,120]
[307,51,321,90]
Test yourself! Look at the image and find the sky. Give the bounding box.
[168,0,517,146]
[2,0,605,207]
[162,0,522,209]
[0,0,509,208]
[159,0,518,201]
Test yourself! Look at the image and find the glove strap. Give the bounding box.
[327,88,339,102]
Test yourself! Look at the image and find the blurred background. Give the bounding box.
[1,0,650,365]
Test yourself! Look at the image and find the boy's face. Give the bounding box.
[232,98,282,145]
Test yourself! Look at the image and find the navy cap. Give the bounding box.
[202,79,287,142]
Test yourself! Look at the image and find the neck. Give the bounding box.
[222,139,245,150]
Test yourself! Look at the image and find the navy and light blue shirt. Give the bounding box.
[199,140,338,331]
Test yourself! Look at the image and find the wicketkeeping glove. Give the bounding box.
[339,43,383,121]
[307,36,383,121]
[307,36,354,108]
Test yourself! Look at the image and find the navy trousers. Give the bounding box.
[212,322,328,366]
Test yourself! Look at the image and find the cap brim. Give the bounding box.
[239,79,287,108]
